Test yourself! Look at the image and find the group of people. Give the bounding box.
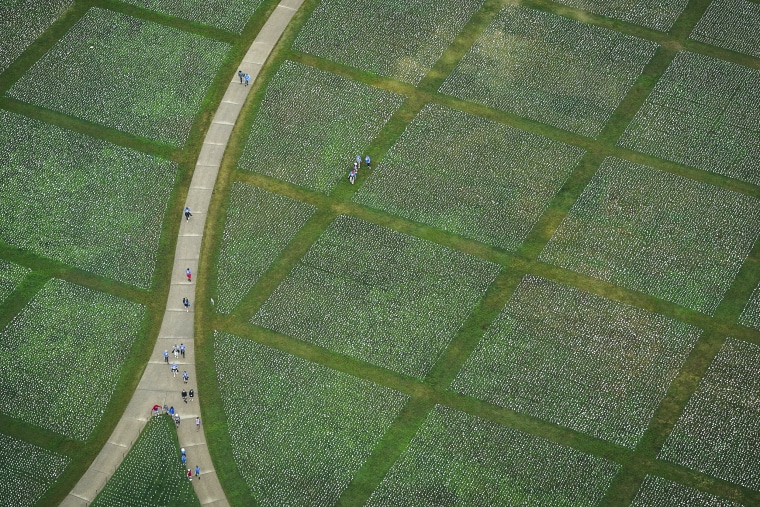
[237,70,251,86]
[349,155,371,184]
[181,448,201,481]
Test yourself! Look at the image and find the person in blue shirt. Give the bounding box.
[365,155,371,169]
[349,169,356,184]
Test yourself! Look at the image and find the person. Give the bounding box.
[355,155,361,168]
[173,345,178,359]
[169,406,175,416]
[152,404,160,417]
[183,297,190,312]
[180,343,186,358]
[189,389,194,402]
[365,155,371,169]
[353,160,359,172]
[195,416,200,431]
[244,73,250,86]
[349,169,356,184]
[187,469,192,481]
[183,371,189,384]
[238,70,243,84]
[186,268,192,282]
[181,454,187,466]
[184,207,192,221]
[171,363,178,377]
[181,448,186,456]
[195,465,200,479]
[175,413,181,427]
[163,350,169,363]
[182,388,187,403]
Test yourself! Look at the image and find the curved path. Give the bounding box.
[61,1,304,505]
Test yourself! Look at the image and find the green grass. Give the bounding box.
[7,7,231,147]
[91,414,200,507]
[292,0,486,84]
[0,432,70,507]
[0,110,177,288]
[214,331,409,506]
[438,5,658,138]
[689,0,760,57]
[354,103,585,251]
[549,0,689,31]
[251,215,500,378]
[539,157,760,315]
[120,0,264,33]
[0,259,30,304]
[238,60,404,194]
[630,475,743,506]
[451,274,702,448]
[617,51,760,185]
[0,278,145,440]
[0,0,73,73]
[214,182,316,313]
[659,338,760,491]
[366,405,621,506]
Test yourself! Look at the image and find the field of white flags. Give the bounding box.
[630,475,743,507]
[292,0,484,84]
[121,0,262,33]
[738,282,760,331]
[659,338,760,491]
[366,405,620,506]
[539,157,760,315]
[0,260,29,304]
[438,6,657,138]
[8,7,230,147]
[214,183,315,313]
[238,60,403,194]
[0,111,177,288]
[0,278,145,440]
[0,0,72,72]
[690,0,760,58]
[0,433,70,507]
[91,415,199,507]
[552,0,687,31]
[355,103,584,251]
[451,275,701,448]
[617,51,760,186]
[252,215,500,378]
[214,331,409,506]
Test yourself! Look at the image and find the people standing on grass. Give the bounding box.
[365,155,371,169]
[187,469,192,481]
[349,169,356,184]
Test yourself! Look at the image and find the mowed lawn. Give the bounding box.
[1,0,760,506]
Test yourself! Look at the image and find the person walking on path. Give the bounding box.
[195,416,201,431]
[238,70,243,84]
[183,371,189,384]
[184,207,192,221]
[183,297,190,312]
[189,389,194,402]
[175,413,181,427]
[244,73,250,86]
[195,465,200,479]
[186,268,192,282]
[173,345,179,359]
[181,454,187,466]
[182,388,187,403]
[365,155,371,169]
[169,406,175,416]
[180,343,185,358]
[172,363,179,377]
[163,350,169,363]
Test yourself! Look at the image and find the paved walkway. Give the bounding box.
[61,1,304,505]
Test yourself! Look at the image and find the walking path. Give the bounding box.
[60,1,304,505]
